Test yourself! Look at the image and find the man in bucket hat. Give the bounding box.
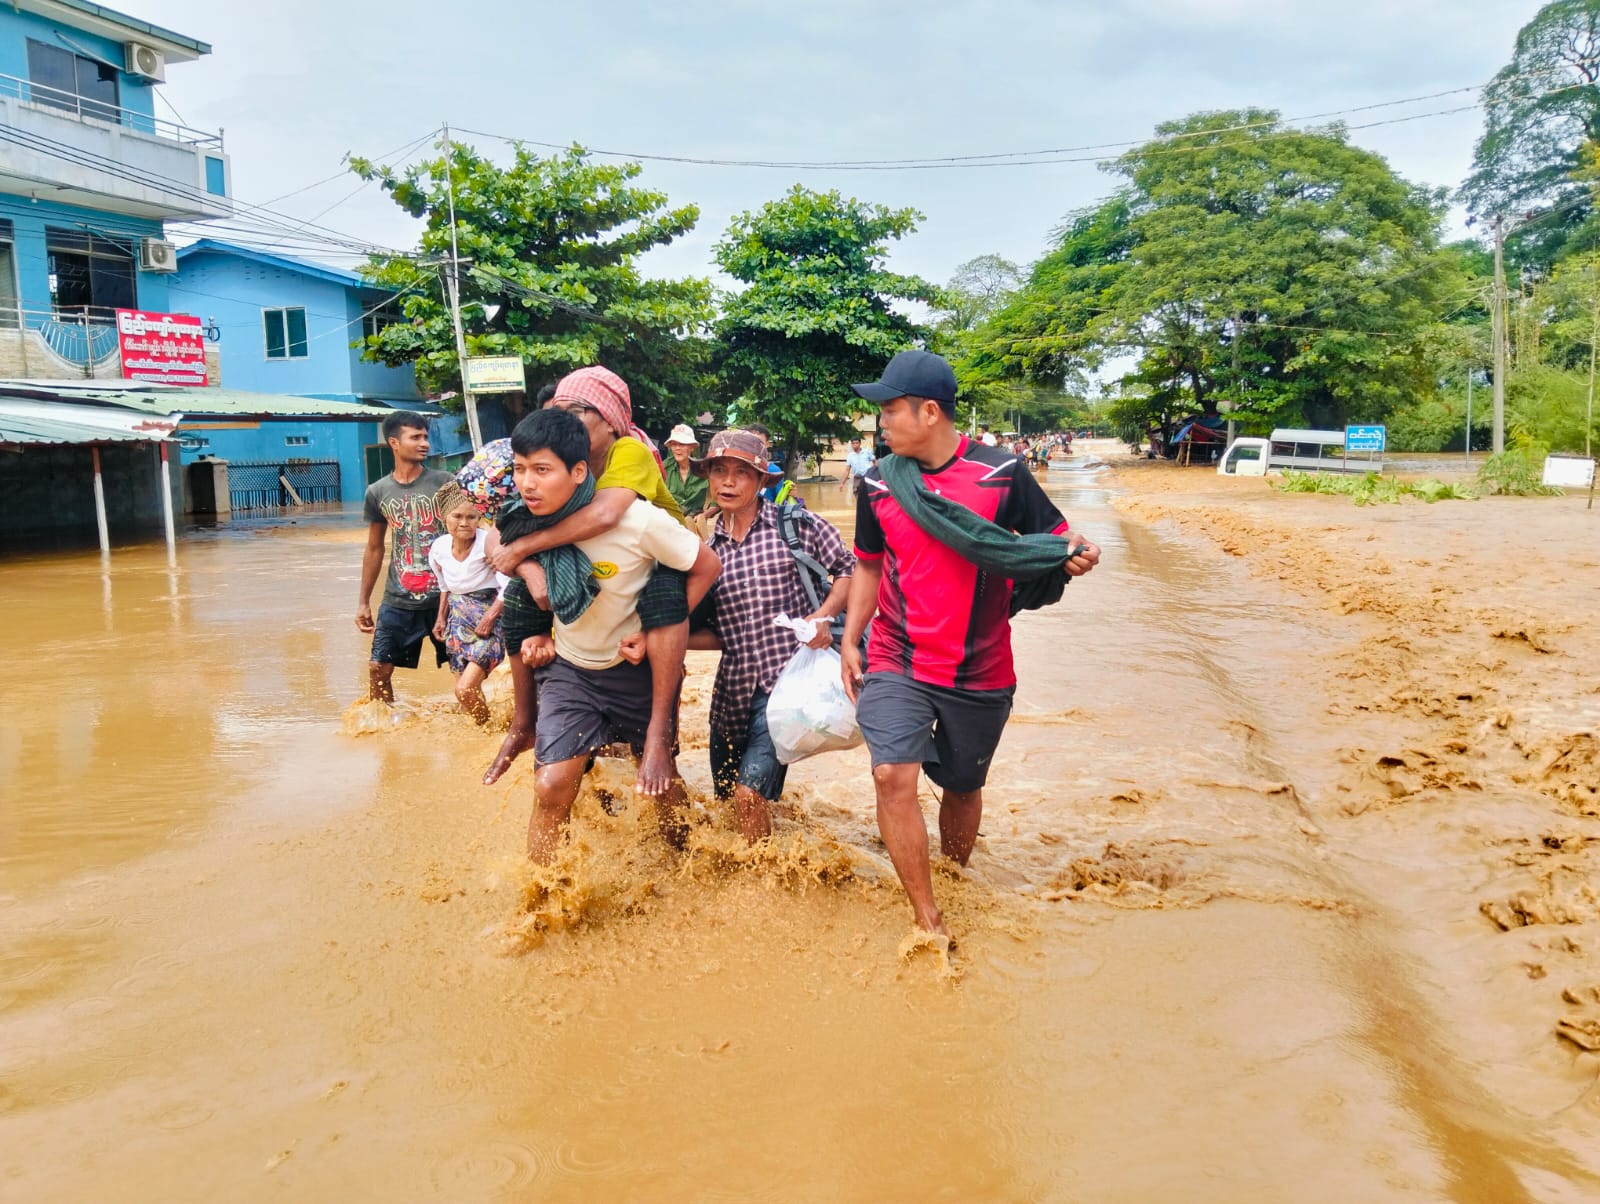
[840,349,1100,940]
[689,429,854,842]
[486,365,692,795]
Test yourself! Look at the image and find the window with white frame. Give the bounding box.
[362,298,405,341]
[264,307,308,360]
[285,435,309,446]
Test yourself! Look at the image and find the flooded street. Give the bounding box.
[4,452,1600,1201]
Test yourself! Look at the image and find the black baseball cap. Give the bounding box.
[851,349,958,409]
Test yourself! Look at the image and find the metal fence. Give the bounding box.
[228,459,342,513]
[0,70,225,147]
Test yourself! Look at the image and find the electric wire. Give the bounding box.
[451,61,1600,172]
[0,123,394,254]
[253,127,440,208]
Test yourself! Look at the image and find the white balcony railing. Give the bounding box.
[0,70,223,150]
[0,304,123,369]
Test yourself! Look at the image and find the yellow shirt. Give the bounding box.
[597,436,685,526]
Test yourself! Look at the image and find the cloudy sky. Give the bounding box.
[135,0,1545,288]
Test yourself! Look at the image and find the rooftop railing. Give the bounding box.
[0,71,224,150]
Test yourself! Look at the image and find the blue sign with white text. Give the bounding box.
[1345,424,1386,452]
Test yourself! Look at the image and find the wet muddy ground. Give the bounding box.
[2,445,1598,1201]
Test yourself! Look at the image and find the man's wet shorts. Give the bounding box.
[371,602,447,670]
[855,671,1015,792]
[533,656,655,764]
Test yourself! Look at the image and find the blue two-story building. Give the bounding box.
[0,0,232,546]
[168,239,438,502]
[0,0,230,369]
[168,240,510,504]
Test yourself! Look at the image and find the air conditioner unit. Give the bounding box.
[139,238,177,273]
[125,41,166,82]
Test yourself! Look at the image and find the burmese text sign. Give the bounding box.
[117,309,209,386]
[1344,424,1386,453]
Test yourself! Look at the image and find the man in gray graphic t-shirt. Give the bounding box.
[357,411,453,702]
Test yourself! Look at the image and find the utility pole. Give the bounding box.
[1587,268,1599,461]
[1491,215,1508,455]
[1226,314,1243,449]
[441,122,484,452]
[1464,367,1473,466]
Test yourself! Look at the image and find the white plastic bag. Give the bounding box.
[765,615,864,765]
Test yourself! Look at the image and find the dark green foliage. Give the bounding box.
[712,186,938,463]
[350,143,714,431]
[964,112,1458,444]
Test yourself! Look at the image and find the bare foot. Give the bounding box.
[635,738,676,798]
[484,725,535,785]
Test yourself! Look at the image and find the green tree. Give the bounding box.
[1461,0,1600,266]
[350,142,714,431]
[712,186,939,464]
[968,111,1458,437]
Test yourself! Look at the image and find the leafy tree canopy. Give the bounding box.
[1461,0,1600,266]
[965,110,1459,436]
[713,186,938,462]
[350,143,714,431]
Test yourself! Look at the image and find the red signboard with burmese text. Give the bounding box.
[116,309,209,386]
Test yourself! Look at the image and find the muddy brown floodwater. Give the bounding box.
[4,443,1600,1201]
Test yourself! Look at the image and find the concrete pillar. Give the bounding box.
[91,445,110,554]
[159,442,176,565]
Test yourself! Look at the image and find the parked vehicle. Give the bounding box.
[1218,429,1384,477]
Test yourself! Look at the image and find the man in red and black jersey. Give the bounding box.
[840,350,1100,938]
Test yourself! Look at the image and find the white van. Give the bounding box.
[1218,429,1383,477]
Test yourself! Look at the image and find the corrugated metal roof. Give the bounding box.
[0,380,396,420]
[0,398,180,447]
[175,240,373,290]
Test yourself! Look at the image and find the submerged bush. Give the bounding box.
[1275,471,1476,505]
[1475,445,1564,496]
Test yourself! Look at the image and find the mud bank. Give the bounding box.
[1,464,1598,1201]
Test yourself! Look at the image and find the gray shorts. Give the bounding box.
[856,671,1015,792]
[533,656,655,765]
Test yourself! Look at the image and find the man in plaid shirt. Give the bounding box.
[690,430,855,842]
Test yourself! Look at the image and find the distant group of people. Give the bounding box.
[975,426,1076,467]
[356,351,1099,936]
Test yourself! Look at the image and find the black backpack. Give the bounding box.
[773,501,865,655]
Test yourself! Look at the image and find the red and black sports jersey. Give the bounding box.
[854,436,1069,690]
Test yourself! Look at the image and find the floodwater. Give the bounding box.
[4,450,1600,1201]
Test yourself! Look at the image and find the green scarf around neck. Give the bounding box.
[497,473,601,625]
[877,451,1071,615]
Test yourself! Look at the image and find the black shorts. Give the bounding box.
[636,566,688,630]
[855,672,1015,792]
[371,602,447,670]
[533,656,656,765]
[499,578,551,659]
